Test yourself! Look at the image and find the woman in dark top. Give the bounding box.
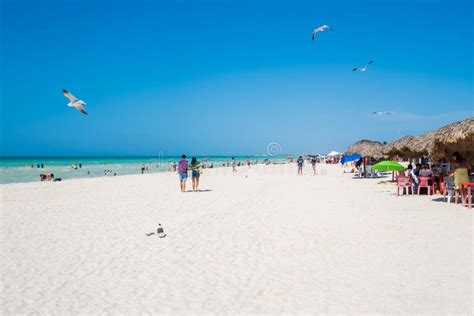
[190,157,201,191]
[311,157,317,175]
[297,156,304,175]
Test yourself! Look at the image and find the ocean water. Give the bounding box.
[0,156,287,184]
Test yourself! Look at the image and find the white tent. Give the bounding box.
[326,151,342,156]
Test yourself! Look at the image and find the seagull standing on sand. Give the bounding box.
[63,89,88,115]
[353,60,373,72]
[372,111,391,116]
[312,24,334,40]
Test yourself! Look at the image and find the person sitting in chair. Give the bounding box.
[450,152,470,191]
[419,164,433,177]
[410,164,421,193]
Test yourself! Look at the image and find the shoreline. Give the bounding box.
[0,156,289,185]
[0,161,307,187]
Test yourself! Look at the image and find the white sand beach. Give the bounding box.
[1,164,472,314]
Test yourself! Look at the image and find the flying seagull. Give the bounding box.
[353,60,373,72]
[372,111,391,116]
[312,24,334,40]
[63,89,88,115]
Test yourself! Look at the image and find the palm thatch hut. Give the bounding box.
[383,135,416,158]
[432,117,474,162]
[347,139,386,159]
[407,130,436,158]
[385,132,436,159]
[384,117,474,163]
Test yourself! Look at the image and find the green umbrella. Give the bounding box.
[372,160,404,172]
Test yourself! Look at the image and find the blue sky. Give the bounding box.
[1,0,472,156]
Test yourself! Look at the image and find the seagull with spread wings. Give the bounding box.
[353,60,373,72]
[372,111,391,116]
[63,89,88,115]
[312,24,334,40]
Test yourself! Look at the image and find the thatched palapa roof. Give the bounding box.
[432,117,474,161]
[347,139,386,159]
[384,131,437,159]
[384,117,474,162]
[383,135,415,158]
[407,130,436,157]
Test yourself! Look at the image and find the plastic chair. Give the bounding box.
[443,176,457,203]
[365,166,371,178]
[418,176,434,195]
[437,175,445,195]
[354,167,361,178]
[366,166,376,178]
[397,176,413,196]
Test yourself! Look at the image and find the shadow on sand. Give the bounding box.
[431,197,462,205]
[352,175,388,180]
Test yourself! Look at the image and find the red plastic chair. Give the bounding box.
[437,175,445,195]
[397,176,413,196]
[418,176,434,195]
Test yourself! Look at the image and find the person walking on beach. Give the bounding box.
[231,157,237,172]
[297,156,304,175]
[178,155,189,192]
[311,157,317,175]
[190,157,201,191]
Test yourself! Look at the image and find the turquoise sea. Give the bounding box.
[0,156,288,184]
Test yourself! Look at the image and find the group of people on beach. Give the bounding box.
[36,155,319,185]
[39,173,61,182]
[403,152,471,194]
[296,156,318,175]
[175,155,258,191]
[177,155,202,192]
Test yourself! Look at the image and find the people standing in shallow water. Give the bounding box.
[297,156,304,175]
[190,157,201,191]
[39,173,54,181]
[178,154,189,192]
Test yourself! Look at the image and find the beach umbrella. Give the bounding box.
[372,160,404,172]
[342,153,362,164]
[327,151,342,156]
